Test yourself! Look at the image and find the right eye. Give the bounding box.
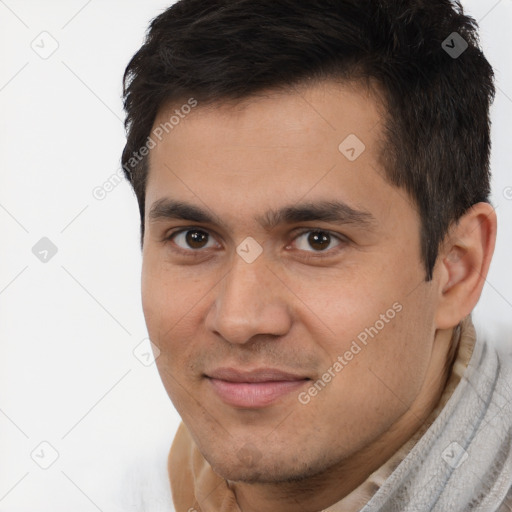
[167,228,220,252]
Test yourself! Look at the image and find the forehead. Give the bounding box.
[150,79,384,156]
[143,80,410,232]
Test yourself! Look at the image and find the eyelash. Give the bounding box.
[163,227,348,259]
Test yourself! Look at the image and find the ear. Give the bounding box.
[434,202,497,329]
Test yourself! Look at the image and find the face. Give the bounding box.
[141,80,440,483]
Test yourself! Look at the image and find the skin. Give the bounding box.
[141,80,496,512]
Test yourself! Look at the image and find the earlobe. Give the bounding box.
[435,202,497,329]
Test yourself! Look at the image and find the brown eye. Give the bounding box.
[307,231,331,251]
[186,230,209,249]
[293,230,342,253]
[172,229,216,250]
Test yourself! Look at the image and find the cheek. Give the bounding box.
[141,261,172,337]
[141,256,203,335]
[295,263,435,399]
[141,263,202,413]
[141,258,213,379]
[339,297,434,407]
[288,267,401,354]
[301,302,434,456]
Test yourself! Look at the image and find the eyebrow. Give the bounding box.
[148,198,377,230]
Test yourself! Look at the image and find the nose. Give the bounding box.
[205,252,292,345]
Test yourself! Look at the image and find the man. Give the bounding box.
[121,0,512,510]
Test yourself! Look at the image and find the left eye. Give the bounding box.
[293,230,342,252]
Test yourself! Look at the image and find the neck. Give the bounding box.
[230,327,458,512]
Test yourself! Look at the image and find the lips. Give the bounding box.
[206,367,310,408]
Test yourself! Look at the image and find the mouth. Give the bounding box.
[205,367,311,409]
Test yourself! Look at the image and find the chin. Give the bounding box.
[205,449,323,485]
[204,454,263,482]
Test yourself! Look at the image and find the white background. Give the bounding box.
[0,1,511,511]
